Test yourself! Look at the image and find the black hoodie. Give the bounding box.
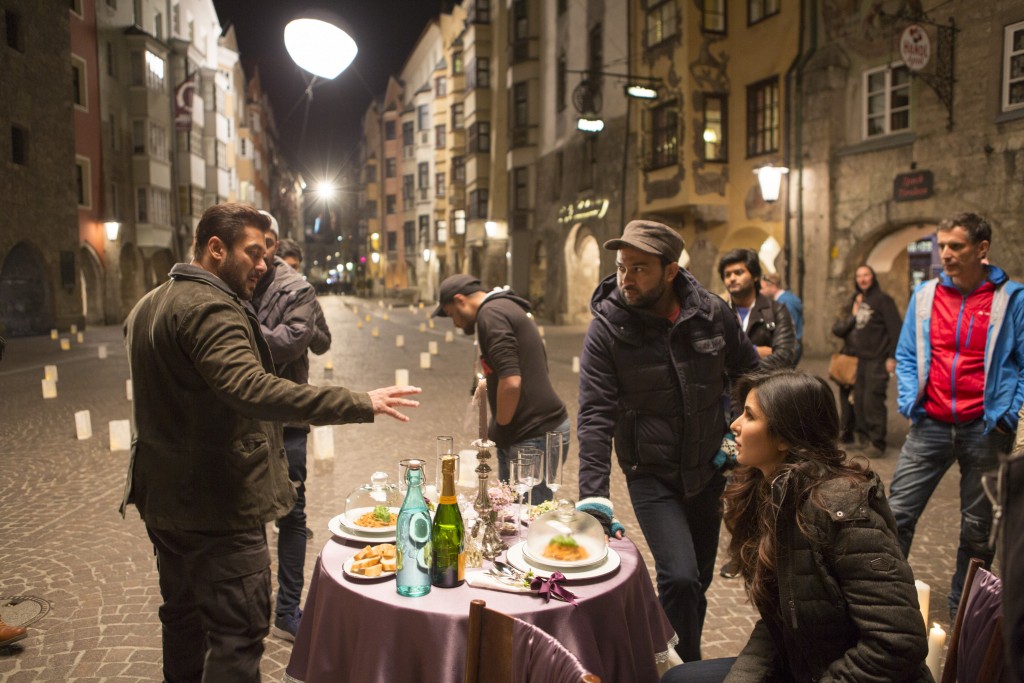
[476,289,567,449]
[832,267,903,360]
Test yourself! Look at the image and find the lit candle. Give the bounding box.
[357,321,363,329]
[429,341,438,355]
[428,320,435,329]
[395,368,409,386]
[109,419,131,451]
[383,313,389,320]
[98,345,108,359]
[60,339,71,351]
[538,326,545,338]
[926,622,946,681]
[324,359,334,371]
[419,302,424,309]
[70,324,78,335]
[50,329,58,340]
[75,410,92,440]
[445,330,454,343]
[44,365,58,381]
[76,332,84,344]
[126,379,133,401]
[419,323,426,332]
[915,580,930,629]
[372,326,380,338]
[364,314,372,322]
[396,334,405,348]
[420,352,431,369]
[572,356,580,373]
[41,379,57,399]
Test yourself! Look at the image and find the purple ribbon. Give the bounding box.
[530,571,577,605]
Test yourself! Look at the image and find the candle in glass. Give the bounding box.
[915,580,930,629]
[925,623,945,681]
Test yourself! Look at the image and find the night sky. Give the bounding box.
[211,1,447,184]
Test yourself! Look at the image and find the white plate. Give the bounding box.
[523,541,607,569]
[506,542,621,580]
[341,506,399,534]
[328,514,396,543]
[343,556,395,581]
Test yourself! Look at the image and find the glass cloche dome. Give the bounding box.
[343,471,402,531]
[524,499,607,567]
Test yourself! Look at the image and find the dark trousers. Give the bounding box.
[839,384,855,441]
[275,427,307,620]
[147,526,270,683]
[853,356,889,450]
[627,472,726,662]
[1001,452,1024,680]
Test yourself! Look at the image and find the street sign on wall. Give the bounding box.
[893,170,934,202]
[900,24,932,72]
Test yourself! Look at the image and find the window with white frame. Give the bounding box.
[1004,20,1024,112]
[72,55,87,109]
[748,0,779,25]
[149,123,167,161]
[645,0,677,50]
[864,63,910,138]
[75,156,91,208]
[746,76,779,156]
[131,51,165,92]
[703,0,726,33]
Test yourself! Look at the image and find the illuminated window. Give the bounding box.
[644,0,677,50]
[748,0,779,25]
[702,94,727,161]
[646,102,678,170]
[702,0,726,33]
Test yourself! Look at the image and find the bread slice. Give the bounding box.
[381,557,397,572]
[351,556,382,572]
[375,543,396,558]
[354,545,376,561]
[361,563,384,577]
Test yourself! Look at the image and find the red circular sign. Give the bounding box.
[900,24,931,72]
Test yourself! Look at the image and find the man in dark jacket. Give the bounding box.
[122,203,420,681]
[433,274,569,502]
[718,248,797,370]
[253,213,332,641]
[578,220,760,661]
[832,265,903,457]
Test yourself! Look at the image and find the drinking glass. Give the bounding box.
[545,432,564,497]
[435,435,456,494]
[510,449,540,541]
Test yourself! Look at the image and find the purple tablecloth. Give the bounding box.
[284,537,675,683]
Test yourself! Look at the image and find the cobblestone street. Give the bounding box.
[0,295,963,681]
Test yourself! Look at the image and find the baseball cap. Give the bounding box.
[432,274,486,317]
[603,220,684,263]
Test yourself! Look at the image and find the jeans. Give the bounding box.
[147,526,270,683]
[275,427,307,620]
[496,417,570,504]
[887,417,1009,615]
[627,472,727,662]
[661,657,737,683]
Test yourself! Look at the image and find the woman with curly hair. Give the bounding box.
[663,369,931,683]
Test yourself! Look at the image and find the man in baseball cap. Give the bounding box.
[432,274,486,319]
[577,218,759,662]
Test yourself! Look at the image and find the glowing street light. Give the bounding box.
[103,219,121,241]
[754,164,790,203]
[284,17,358,80]
[317,181,336,201]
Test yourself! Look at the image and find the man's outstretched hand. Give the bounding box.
[368,386,422,422]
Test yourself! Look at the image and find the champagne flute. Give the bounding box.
[511,450,540,541]
[545,432,563,497]
[435,435,455,500]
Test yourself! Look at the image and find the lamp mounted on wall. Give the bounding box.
[103,219,121,241]
[569,70,664,134]
[754,164,789,203]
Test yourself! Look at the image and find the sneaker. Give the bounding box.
[271,609,302,642]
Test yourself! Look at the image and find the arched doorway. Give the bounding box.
[713,226,774,292]
[148,248,176,288]
[864,223,939,314]
[0,242,53,336]
[564,224,600,325]
[80,245,104,326]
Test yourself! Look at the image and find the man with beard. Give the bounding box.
[433,274,568,502]
[121,203,421,681]
[577,220,759,662]
[718,248,797,370]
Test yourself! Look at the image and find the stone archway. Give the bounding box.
[564,224,601,325]
[119,243,147,319]
[0,242,54,337]
[80,245,104,326]
[863,223,939,314]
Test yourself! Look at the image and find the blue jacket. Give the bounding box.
[777,289,804,342]
[895,265,1024,433]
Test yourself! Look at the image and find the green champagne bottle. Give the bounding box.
[430,455,465,587]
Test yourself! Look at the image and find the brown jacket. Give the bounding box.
[121,263,373,530]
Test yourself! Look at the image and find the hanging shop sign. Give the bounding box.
[900,24,932,72]
[557,197,610,225]
[893,170,933,202]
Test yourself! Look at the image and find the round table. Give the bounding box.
[284,536,675,683]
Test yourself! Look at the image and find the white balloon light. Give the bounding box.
[284,18,358,80]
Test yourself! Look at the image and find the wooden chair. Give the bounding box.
[465,599,600,683]
[939,558,1005,683]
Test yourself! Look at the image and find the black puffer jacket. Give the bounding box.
[726,472,933,683]
[577,270,759,499]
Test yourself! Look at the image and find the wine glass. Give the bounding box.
[545,432,564,497]
[510,450,540,541]
[435,435,456,496]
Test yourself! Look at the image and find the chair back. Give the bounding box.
[940,558,1006,683]
[465,599,600,683]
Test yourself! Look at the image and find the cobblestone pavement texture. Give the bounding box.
[0,295,965,681]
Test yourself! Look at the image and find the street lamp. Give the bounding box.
[284,16,358,80]
[754,164,790,203]
[103,219,121,241]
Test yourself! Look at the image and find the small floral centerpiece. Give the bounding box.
[487,483,518,534]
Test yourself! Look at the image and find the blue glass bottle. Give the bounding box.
[396,460,432,597]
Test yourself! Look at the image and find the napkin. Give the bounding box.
[465,570,533,594]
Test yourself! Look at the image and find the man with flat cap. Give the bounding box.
[433,274,568,501]
[577,220,759,662]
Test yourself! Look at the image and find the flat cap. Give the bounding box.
[432,274,485,317]
[603,220,684,263]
